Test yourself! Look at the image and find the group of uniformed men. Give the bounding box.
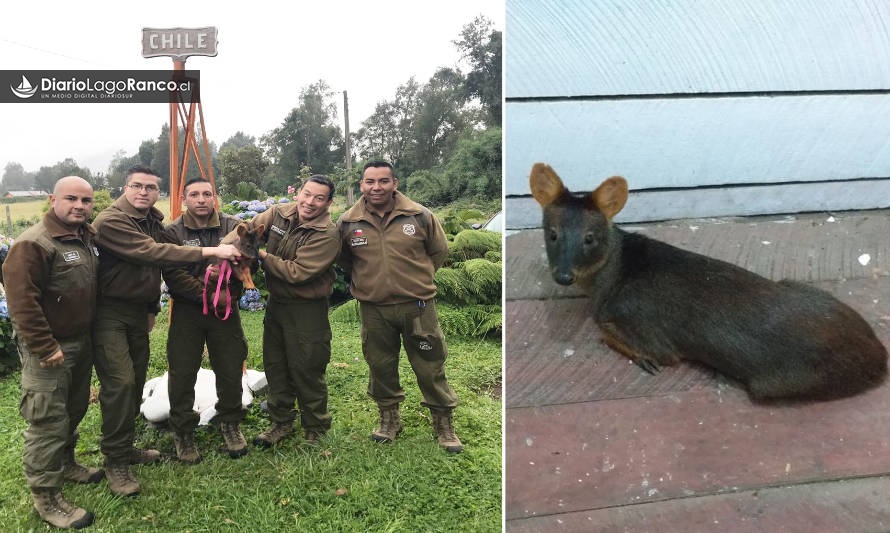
[4,161,463,530]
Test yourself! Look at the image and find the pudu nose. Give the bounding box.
[554,272,575,285]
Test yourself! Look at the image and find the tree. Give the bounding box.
[219,132,257,153]
[106,150,138,192]
[2,162,31,191]
[137,139,156,167]
[411,67,470,171]
[357,68,470,179]
[263,80,346,179]
[355,78,421,174]
[219,145,267,195]
[33,159,93,193]
[455,16,502,126]
[441,126,501,201]
[406,127,501,207]
[151,124,171,189]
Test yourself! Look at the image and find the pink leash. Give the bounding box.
[203,260,233,320]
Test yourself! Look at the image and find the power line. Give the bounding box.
[0,38,117,68]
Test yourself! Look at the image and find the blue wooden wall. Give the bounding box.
[506,0,890,227]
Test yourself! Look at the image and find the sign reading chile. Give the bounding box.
[142,27,218,61]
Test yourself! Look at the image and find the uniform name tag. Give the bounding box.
[271,225,286,236]
[350,237,368,247]
[62,251,80,262]
[183,238,201,247]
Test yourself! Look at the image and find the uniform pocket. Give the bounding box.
[20,373,61,423]
[408,309,444,362]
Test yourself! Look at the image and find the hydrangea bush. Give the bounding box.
[0,235,20,375]
[229,194,292,220]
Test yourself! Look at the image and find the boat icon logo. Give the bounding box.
[11,75,37,99]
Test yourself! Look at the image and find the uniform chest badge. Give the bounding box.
[351,228,368,247]
[402,224,416,236]
[184,238,201,247]
[63,251,81,262]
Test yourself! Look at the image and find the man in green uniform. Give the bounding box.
[4,176,99,529]
[161,178,250,463]
[92,166,239,496]
[337,161,462,453]
[248,175,340,448]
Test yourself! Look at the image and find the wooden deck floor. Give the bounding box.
[504,210,890,532]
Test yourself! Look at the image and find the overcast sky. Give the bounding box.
[0,0,503,176]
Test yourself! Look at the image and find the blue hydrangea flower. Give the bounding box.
[239,289,265,311]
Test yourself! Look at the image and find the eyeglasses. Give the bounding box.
[127,183,160,192]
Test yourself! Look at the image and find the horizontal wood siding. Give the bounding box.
[505,0,890,226]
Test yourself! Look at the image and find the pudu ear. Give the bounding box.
[529,163,567,207]
[591,177,629,220]
[237,223,249,238]
[253,223,266,235]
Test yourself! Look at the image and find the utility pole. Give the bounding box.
[343,90,354,205]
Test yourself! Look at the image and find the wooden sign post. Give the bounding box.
[142,27,219,219]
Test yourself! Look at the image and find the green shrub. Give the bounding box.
[0,318,18,377]
[236,181,265,200]
[330,298,361,324]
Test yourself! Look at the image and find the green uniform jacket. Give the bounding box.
[161,210,244,305]
[93,195,203,311]
[2,210,99,360]
[250,202,338,300]
[337,191,448,304]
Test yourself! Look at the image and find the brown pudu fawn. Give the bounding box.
[530,163,888,401]
[204,222,265,317]
[220,222,265,290]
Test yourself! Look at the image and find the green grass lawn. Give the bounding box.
[0,309,502,531]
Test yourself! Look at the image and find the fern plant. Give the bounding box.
[446,229,501,265]
[437,303,502,338]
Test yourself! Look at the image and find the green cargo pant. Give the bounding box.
[167,300,248,434]
[19,332,92,490]
[92,298,151,465]
[359,299,458,410]
[262,298,332,433]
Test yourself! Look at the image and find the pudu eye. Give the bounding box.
[548,229,558,242]
[584,233,596,245]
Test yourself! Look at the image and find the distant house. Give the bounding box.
[4,191,48,199]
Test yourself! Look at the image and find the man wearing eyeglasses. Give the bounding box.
[239,175,340,449]
[92,165,240,497]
